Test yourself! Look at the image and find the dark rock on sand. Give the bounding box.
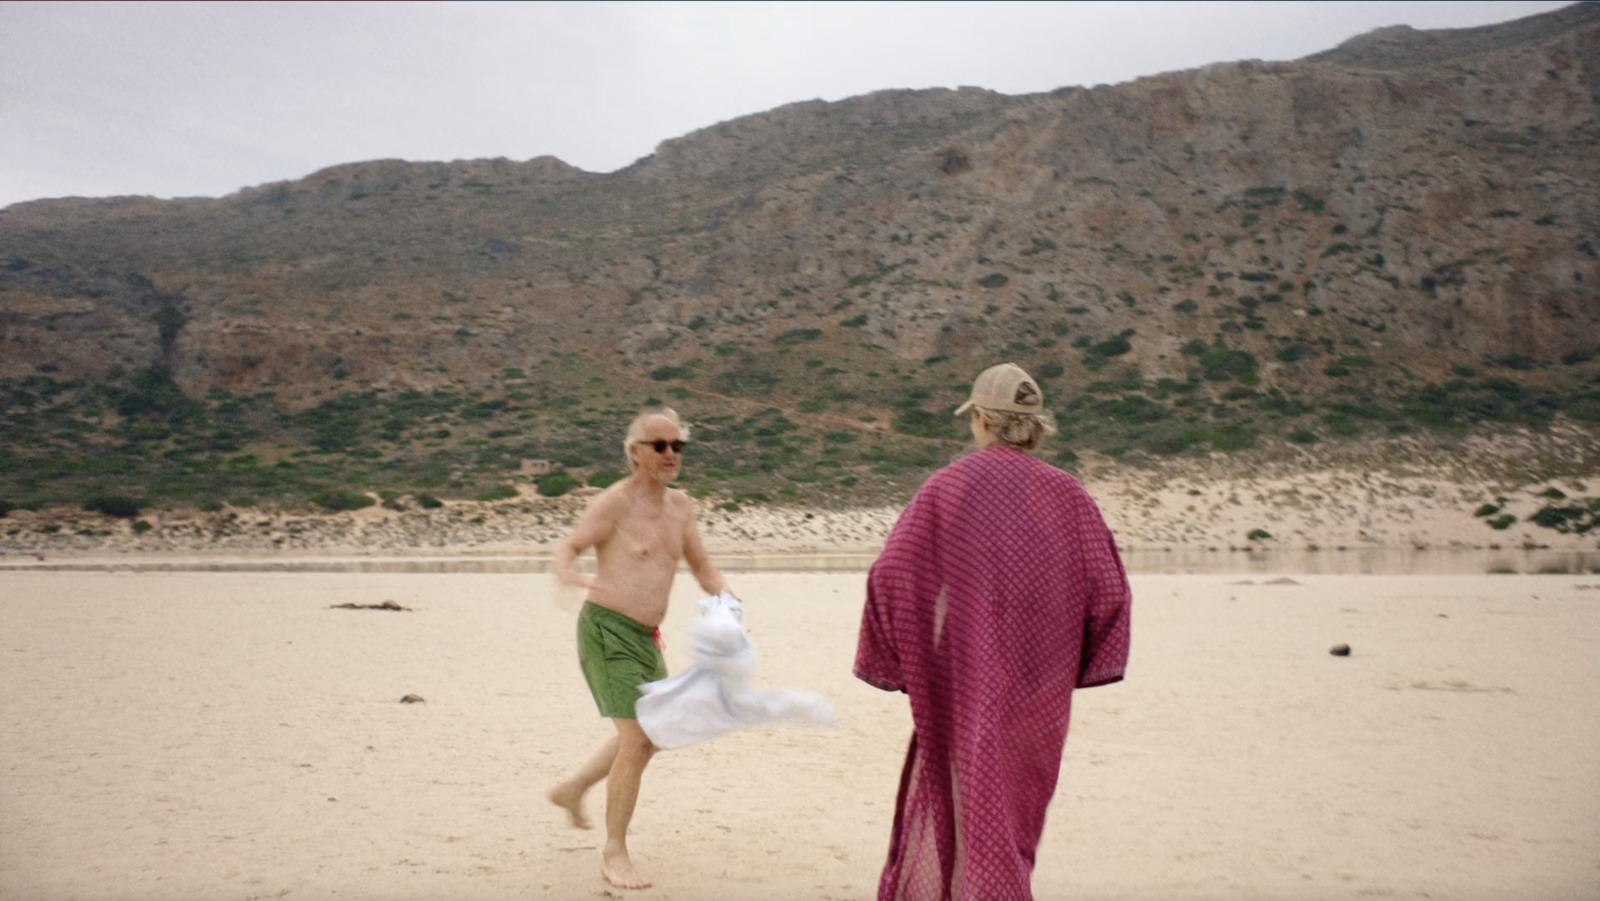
[329,600,411,611]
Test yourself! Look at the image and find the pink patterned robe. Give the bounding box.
[855,444,1132,900]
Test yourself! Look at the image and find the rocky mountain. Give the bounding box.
[2,2,1598,511]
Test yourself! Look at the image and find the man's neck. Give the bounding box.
[628,473,670,503]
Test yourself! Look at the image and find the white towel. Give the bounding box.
[635,592,834,750]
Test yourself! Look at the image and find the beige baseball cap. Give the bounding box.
[954,362,1045,416]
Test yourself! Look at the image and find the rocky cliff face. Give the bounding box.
[1,5,1597,507]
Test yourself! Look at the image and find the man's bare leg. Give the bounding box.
[601,717,656,889]
[548,735,618,829]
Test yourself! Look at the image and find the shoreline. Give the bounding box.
[3,545,1599,576]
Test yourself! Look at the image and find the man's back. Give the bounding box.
[860,445,1127,692]
[856,443,1132,900]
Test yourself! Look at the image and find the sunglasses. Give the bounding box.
[637,439,687,454]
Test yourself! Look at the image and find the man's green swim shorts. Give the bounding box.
[576,602,667,719]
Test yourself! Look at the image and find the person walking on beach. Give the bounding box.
[855,362,1133,900]
[547,407,730,890]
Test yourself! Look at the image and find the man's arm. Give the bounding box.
[553,490,620,591]
[680,500,729,597]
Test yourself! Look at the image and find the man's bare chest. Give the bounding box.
[608,512,685,564]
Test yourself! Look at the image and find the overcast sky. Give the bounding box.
[0,1,1577,210]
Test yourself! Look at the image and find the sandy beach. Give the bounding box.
[2,566,1597,901]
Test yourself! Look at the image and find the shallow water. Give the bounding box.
[2,547,1598,575]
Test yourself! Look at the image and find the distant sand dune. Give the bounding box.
[3,459,1598,562]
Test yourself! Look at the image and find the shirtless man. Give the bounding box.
[547,408,728,889]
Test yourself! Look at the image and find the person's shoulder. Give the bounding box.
[920,447,1003,488]
[944,445,1038,477]
[665,486,697,515]
[1030,453,1080,483]
[1032,461,1108,516]
[984,447,1089,494]
[1027,455,1090,494]
[919,455,969,493]
[586,478,632,514]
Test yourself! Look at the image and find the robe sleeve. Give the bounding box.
[853,566,906,692]
[1076,496,1132,688]
[853,479,941,693]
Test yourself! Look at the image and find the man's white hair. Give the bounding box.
[622,407,692,471]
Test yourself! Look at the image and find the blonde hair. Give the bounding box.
[972,406,1057,451]
[622,407,692,471]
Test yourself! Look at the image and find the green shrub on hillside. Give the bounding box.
[1096,395,1169,424]
[475,484,518,502]
[1091,335,1132,358]
[116,366,191,420]
[773,328,823,346]
[1401,379,1562,429]
[83,495,144,518]
[1529,503,1598,534]
[1243,186,1284,208]
[537,472,577,497]
[309,489,374,512]
[891,407,959,439]
[713,367,781,396]
[1137,426,1207,455]
[1199,349,1258,381]
[1321,414,1361,436]
[1275,343,1313,363]
[1490,353,1537,371]
[1209,424,1256,452]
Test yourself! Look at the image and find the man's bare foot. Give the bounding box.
[546,782,590,829]
[601,846,651,889]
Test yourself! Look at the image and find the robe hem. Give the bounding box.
[1077,673,1125,689]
